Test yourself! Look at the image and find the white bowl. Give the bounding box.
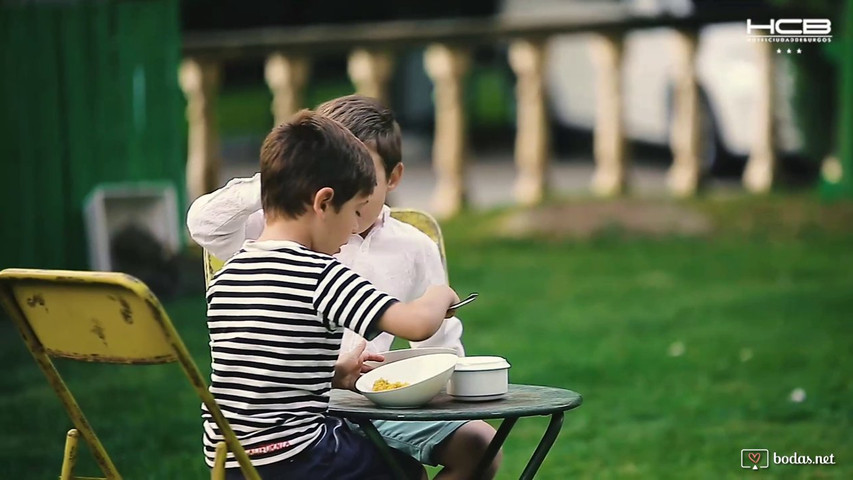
[447,356,511,401]
[363,347,458,369]
[356,354,458,408]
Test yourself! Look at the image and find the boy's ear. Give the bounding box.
[386,163,404,193]
[313,187,335,215]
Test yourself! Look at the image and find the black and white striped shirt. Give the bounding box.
[202,240,398,468]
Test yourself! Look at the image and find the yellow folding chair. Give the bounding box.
[202,208,447,286]
[0,268,260,480]
[203,248,226,288]
[388,208,447,280]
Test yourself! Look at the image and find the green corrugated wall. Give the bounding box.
[0,0,185,270]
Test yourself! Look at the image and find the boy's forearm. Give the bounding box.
[331,361,351,390]
[378,301,445,342]
[409,315,465,356]
[409,301,446,341]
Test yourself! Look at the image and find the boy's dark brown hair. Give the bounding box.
[317,95,402,177]
[260,109,375,218]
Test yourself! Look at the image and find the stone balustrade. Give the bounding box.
[180,8,780,217]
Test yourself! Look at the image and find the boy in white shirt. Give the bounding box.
[189,95,500,479]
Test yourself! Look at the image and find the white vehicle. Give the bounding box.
[500,0,802,172]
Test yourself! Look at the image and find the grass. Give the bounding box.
[1,195,852,479]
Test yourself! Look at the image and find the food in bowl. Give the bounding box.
[447,356,511,401]
[372,378,410,391]
[356,353,458,408]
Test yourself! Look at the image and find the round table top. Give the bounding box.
[328,384,583,421]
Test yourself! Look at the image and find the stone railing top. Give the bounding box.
[182,5,775,60]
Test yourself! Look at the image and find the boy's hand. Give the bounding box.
[422,285,460,318]
[360,349,385,374]
[421,285,459,318]
[446,292,477,318]
[333,339,385,391]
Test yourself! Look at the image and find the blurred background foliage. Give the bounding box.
[770,0,845,163]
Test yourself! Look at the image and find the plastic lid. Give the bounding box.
[454,356,511,372]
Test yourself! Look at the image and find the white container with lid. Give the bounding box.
[447,356,511,401]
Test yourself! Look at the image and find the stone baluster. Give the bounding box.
[590,33,627,196]
[348,49,394,106]
[179,58,222,201]
[743,41,776,193]
[424,44,470,218]
[668,30,702,197]
[509,39,551,206]
[265,53,310,126]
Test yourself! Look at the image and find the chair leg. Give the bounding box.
[211,441,228,480]
[59,429,79,480]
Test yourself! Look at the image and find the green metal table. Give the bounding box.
[328,384,583,480]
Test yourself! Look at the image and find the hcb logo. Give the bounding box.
[746,19,831,36]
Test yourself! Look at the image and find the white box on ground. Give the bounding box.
[84,183,180,271]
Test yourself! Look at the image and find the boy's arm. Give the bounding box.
[332,339,385,391]
[314,262,458,344]
[408,237,466,355]
[375,285,459,341]
[186,174,265,259]
[410,313,464,355]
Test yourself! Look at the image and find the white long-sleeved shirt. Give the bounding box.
[187,174,465,355]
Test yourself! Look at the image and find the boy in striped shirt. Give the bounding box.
[204,110,459,479]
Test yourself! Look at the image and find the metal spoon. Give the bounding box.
[446,293,478,317]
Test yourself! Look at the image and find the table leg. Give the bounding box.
[472,416,518,479]
[519,412,564,480]
[353,419,410,480]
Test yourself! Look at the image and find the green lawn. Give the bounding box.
[1,196,851,479]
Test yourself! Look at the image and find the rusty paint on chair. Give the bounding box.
[26,293,46,308]
[90,319,108,347]
[108,295,134,324]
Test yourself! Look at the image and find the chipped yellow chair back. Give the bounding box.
[204,248,226,287]
[0,268,259,480]
[202,208,447,285]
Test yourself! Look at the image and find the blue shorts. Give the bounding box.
[366,419,468,466]
[224,416,423,480]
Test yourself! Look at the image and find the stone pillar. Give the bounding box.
[265,53,310,126]
[179,58,221,201]
[590,33,627,196]
[668,30,702,197]
[509,39,551,206]
[348,49,394,106]
[424,44,470,218]
[743,41,776,193]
